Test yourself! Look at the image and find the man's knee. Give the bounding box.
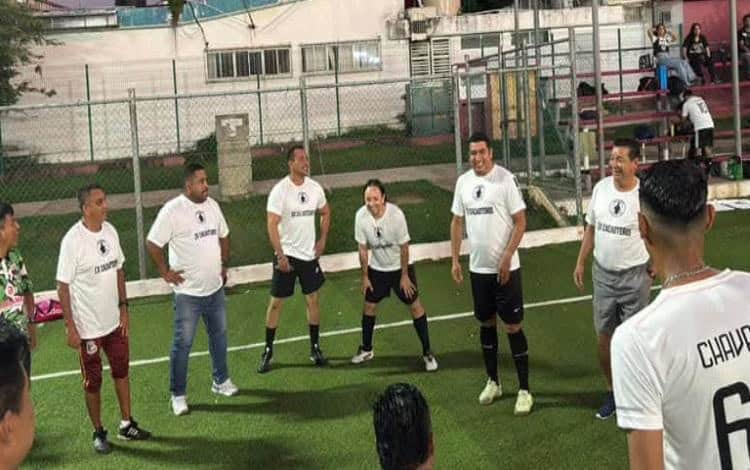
[504,323,522,334]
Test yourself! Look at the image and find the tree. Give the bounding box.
[168,0,185,27]
[0,2,56,106]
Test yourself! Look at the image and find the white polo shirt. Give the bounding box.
[147,194,229,297]
[267,176,327,261]
[682,96,714,131]
[354,203,410,272]
[56,221,125,340]
[451,164,526,274]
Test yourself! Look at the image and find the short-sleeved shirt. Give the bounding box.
[56,221,125,340]
[683,35,709,57]
[266,176,327,261]
[147,194,229,297]
[585,177,649,271]
[653,36,671,55]
[682,95,714,131]
[612,270,750,470]
[0,250,33,335]
[354,203,410,272]
[451,164,526,274]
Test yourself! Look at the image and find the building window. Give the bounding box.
[301,39,382,74]
[206,47,291,81]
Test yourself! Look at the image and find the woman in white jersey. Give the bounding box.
[350,179,437,372]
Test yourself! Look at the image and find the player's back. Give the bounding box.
[613,269,750,470]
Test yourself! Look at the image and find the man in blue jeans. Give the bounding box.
[147,163,238,416]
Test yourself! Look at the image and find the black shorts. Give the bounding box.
[470,269,525,324]
[365,266,419,305]
[270,256,325,298]
[690,128,714,151]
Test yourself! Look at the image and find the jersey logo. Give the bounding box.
[86,340,98,355]
[298,192,308,204]
[472,184,485,201]
[609,199,626,217]
[375,227,383,239]
[97,239,110,257]
[196,211,206,224]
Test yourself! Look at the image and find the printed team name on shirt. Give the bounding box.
[291,192,316,217]
[371,226,395,250]
[697,324,750,369]
[596,198,632,236]
[465,184,495,215]
[193,210,218,240]
[94,239,118,274]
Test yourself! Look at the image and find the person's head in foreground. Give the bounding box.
[373,383,434,470]
[638,159,714,281]
[0,318,35,469]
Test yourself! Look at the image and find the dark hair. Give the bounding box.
[0,317,28,422]
[373,383,431,470]
[363,179,387,201]
[744,14,750,23]
[468,131,491,149]
[639,159,708,227]
[613,138,640,161]
[77,184,104,211]
[287,145,305,162]
[0,202,14,229]
[184,162,205,182]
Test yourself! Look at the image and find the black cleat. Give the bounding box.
[93,428,112,454]
[118,418,151,441]
[310,345,328,367]
[257,347,273,373]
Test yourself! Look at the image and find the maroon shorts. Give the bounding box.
[79,327,129,393]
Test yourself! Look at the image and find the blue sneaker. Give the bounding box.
[596,392,616,420]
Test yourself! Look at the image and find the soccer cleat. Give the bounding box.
[422,353,438,372]
[595,392,616,420]
[310,344,328,367]
[211,378,239,397]
[478,378,502,405]
[514,390,534,415]
[350,346,374,364]
[257,348,273,374]
[170,395,189,416]
[93,428,112,454]
[118,419,151,441]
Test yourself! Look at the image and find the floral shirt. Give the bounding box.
[0,249,34,335]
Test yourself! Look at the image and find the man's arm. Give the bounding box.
[574,224,595,291]
[399,243,416,299]
[57,282,80,349]
[627,430,664,470]
[358,244,372,295]
[219,236,230,284]
[146,241,184,284]
[498,210,526,285]
[267,212,291,272]
[450,215,464,284]
[315,203,331,258]
[23,293,36,350]
[116,269,129,337]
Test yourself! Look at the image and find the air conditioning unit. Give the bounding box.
[406,6,438,21]
[387,19,410,40]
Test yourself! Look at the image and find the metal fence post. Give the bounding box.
[551,40,557,100]
[299,76,310,156]
[85,64,94,162]
[501,54,511,169]
[464,55,473,138]
[335,48,342,137]
[256,74,264,146]
[452,69,463,176]
[127,89,147,280]
[522,45,534,182]
[617,29,624,113]
[569,28,583,226]
[172,59,181,153]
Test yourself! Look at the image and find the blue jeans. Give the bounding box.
[170,288,229,396]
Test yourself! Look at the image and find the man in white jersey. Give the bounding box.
[573,139,652,420]
[258,145,331,373]
[612,159,750,470]
[57,184,151,454]
[450,132,532,415]
[679,89,714,163]
[146,163,238,417]
[350,179,437,371]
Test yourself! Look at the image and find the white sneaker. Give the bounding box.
[171,395,189,416]
[351,346,374,364]
[514,389,534,415]
[422,353,438,372]
[478,378,502,405]
[211,378,239,397]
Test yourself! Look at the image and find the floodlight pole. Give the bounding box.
[592,0,606,179]
[730,0,743,157]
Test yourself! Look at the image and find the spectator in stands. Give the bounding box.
[648,23,696,86]
[373,383,434,470]
[739,14,750,78]
[679,89,714,167]
[682,23,718,84]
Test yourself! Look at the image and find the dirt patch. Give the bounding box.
[391,193,425,205]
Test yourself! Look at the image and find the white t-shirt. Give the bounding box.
[451,165,526,274]
[354,203,410,272]
[147,194,229,297]
[612,270,750,470]
[586,176,650,271]
[682,96,714,131]
[56,221,125,340]
[267,176,327,261]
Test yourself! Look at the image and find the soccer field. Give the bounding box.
[24,210,750,470]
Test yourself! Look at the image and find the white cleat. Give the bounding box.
[351,346,375,364]
[171,395,189,416]
[422,353,438,372]
[514,389,534,415]
[478,378,502,405]
[211,378,239,397]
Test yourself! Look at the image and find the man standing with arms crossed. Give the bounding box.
[573,139,652,420]
[450,132,532,415]
[258,145,331,373]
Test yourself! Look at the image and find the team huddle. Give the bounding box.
[0,131,748,469]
